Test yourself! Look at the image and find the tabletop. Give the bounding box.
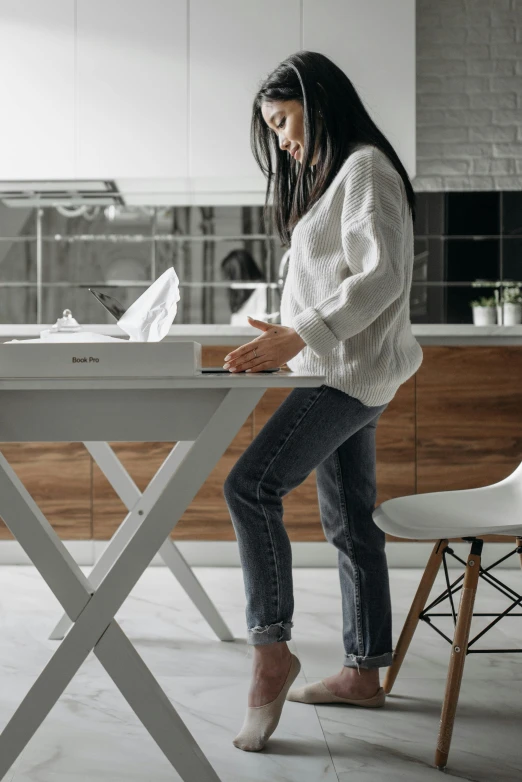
[0,370,326,392]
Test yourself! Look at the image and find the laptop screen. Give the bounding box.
[89,289,127,321]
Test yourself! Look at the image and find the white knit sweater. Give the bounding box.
[280,144,423,407]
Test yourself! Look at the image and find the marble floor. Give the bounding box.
[0,564,521,782]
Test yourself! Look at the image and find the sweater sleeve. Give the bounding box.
[292,152,405,356]
[291,212,405,357]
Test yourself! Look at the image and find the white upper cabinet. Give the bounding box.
[76,0,188,179]
[0,0,415,190]
[303,0,416,178]
[188,0,301,193]
[0,0,75,179]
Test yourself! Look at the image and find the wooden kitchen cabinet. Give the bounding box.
[0,443,92,540]
[417,346,522,493]
[375,376,416,503]
[416,346,522,543]
[92,344,253,540]
[92,421,253,541]
[2,346,520,543]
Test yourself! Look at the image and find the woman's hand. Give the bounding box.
[223,316,306,373]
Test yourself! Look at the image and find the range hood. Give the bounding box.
[0,180,125,208]
[0,177,269,207]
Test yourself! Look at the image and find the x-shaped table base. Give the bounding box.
[0,385,266,781]
[49,440,234,643]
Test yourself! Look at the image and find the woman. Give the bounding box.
[222,51,423,752]
[220,248,268,325]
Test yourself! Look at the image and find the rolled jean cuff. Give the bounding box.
[344,651,393,670]
[247,620,293,645]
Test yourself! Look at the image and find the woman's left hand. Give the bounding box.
[223,316,306,373]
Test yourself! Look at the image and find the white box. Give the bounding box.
[0,341,202,378]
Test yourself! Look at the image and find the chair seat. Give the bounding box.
[373,469,522,540]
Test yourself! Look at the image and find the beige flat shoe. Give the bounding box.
[287,679,386,708]
[233,653,301,752]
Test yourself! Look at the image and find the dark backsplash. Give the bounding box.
[0,205,284,325]
[0,195,520,325]
[412,191,522,324]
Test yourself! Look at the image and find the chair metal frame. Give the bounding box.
[420,537,522,654]
[383,536,522,771]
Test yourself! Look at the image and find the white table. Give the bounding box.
[0,371,324,782]
[49,439,237,643]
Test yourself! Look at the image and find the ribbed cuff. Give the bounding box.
[292,306,339,357]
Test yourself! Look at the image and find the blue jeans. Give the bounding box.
[223,384,393,670]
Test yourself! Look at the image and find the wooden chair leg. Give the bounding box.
[435,539,482,771]
[383,538,448,695]
[516,537,522,569]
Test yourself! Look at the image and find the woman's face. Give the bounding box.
[261,99,321,166]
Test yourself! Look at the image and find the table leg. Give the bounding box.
[156,537,234,640]
[96,622,220,780]
[0,450,221,782]
[0,388,264,780]
[49,440,233,642]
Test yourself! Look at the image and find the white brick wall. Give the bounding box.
[415,0,522,190]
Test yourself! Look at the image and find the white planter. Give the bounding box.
[472,306,497,325]
[497,304,503,325]
[503,302,522,325]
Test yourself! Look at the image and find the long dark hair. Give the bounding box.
[251,50,416,246]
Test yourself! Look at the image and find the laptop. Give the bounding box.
[88,288,280,373]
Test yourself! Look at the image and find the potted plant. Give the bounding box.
[502,282,522,325]
[470,295,497,325]
[470,280,499,325]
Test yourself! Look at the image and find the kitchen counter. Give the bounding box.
[0,334,519,547]
[410,324,522,345]
[0,323,522,345]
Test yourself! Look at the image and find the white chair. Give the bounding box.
[373,462,522,772]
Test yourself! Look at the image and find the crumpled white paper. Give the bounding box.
[5,267,181,345]
[117,267,180,342]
